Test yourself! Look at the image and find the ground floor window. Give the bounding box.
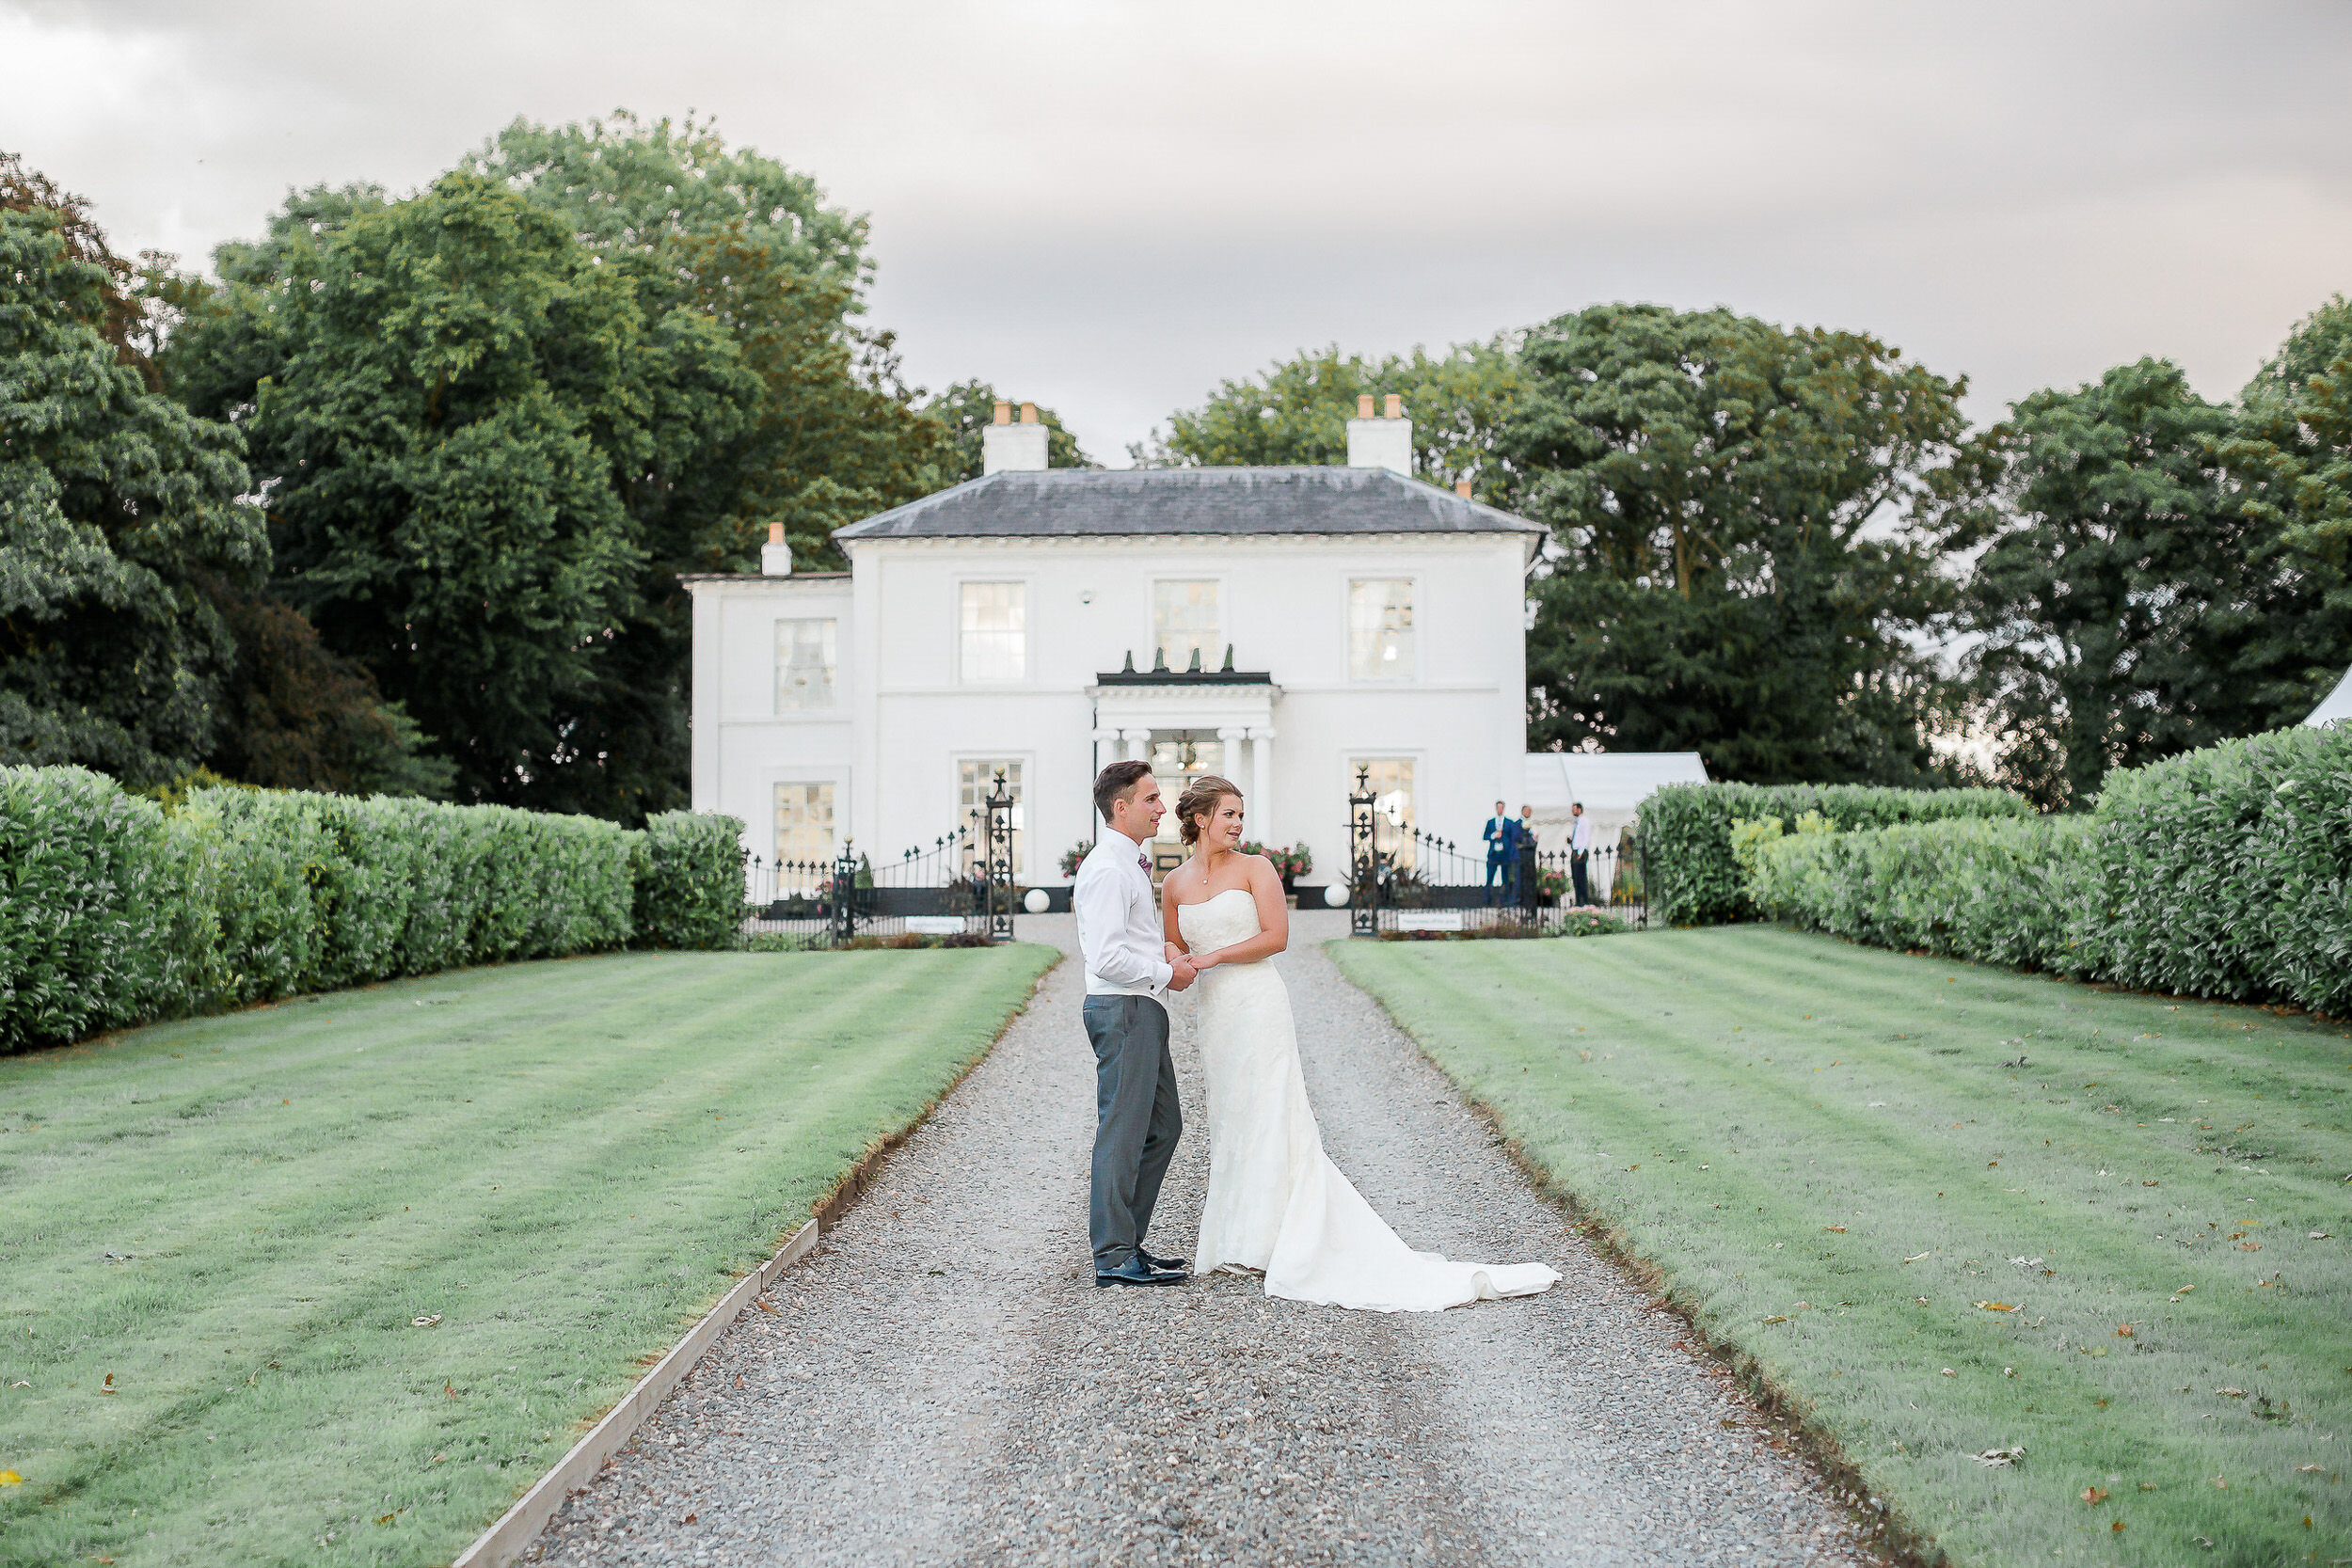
[1349,756,1417,871]
[957,758,1025,879]
[773,782,836,873]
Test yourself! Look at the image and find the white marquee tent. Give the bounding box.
[1518,751,1709,854]
[2306,665,2352,727]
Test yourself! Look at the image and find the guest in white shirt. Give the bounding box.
[1073,761,1197,1287]
[1568,800,1593,907]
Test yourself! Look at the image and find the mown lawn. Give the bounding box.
[1332,927,2351,1567]
[0,944,1054,1568]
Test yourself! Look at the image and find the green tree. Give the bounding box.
[0,179,265,784]
[1508,304,1966,784]
[1953,359,2300,810]
[2215,295,2352,714]
[462,112,947,573]
[1133,339,1526,501]
[924,380,1091,481]
[167,169,759,816]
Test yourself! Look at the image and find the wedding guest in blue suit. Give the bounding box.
[1481,800,1515,904]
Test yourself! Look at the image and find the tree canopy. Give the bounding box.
[924,381,1091,481]
[1508,304,1967,785]
[1132,340,1525,502]
[0,198,262,784]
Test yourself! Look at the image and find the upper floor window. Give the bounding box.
[960,582,1025,682]
[774,618,837,711]
[1153,579,1220,672]
[1348,578,1415,680]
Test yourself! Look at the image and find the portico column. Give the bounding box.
[1248,726,1274,847]
[1120,727,1152,765]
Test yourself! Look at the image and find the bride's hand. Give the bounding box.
[1191,947,1223,971]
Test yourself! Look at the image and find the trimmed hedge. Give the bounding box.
[630,811,750,950]
[0,768,744,1052]
[1748,725,2352,1016]
[1643,782,2035,926]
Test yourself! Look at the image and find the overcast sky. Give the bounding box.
[6,0,2349,462]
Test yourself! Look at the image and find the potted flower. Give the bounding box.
[1058,840,1093,879]
[1241,841,1312,894]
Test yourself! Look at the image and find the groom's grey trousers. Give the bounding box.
[1082,993,1182,1271]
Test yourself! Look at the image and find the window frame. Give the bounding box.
[771,616,839,714]
[1150,577,1225,673]
[953,753,1030,880]
[1345,576,1420,684]
[956,578,1029,685]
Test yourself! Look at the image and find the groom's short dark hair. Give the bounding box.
[1093,760,1153,822]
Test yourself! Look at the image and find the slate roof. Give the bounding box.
[831,467,1545,543]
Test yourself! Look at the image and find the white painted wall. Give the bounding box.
[690,529,1529,883]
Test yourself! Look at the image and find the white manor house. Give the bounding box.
[686,399,1701,889]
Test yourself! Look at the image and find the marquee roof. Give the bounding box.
[832,467,1546,543]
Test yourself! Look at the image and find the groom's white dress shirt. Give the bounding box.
[1074,830,1173,1001]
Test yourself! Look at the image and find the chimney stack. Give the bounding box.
[1454,478,1473,499]
[982,398,1049,474]
[1345,392,1413,474]
[761,519,792,576]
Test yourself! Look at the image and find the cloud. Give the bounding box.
[6,0,2348,458]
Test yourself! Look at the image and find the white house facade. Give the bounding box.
[686,404,1546,887]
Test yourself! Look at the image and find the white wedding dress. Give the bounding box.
[1179,888,1561,1311]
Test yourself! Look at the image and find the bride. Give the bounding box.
[1160,776,1560,1311]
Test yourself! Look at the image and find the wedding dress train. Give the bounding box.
[1179,888,1560,1311]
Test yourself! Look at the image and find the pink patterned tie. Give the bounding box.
[1137,852,1151,874]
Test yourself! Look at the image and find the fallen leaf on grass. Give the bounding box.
[1941,1368,1958,1377]
[0,1471,20,1486]
[1972,1447,2025,1467]
[1761,1315,1789,1324]
[2115,1323,2135,1338]
[1915,1296,1930,1306]
[2217,1387,2247,1399]
[2239,1241,2263,1251]
[1903,1251,1931,1264]
[376,1513,394,1526]
[2299,1465,2326,1474]
[1975,1302,2018,1311]
[2312,1231,2331,1240]
[410,1315,440,1328]
[1824,1226,1847,1232]
[2111,1519,2127,1533]
[99,1374,115,1396]
[2082,1486,2108,1505]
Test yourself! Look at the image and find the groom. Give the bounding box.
[1073,761,1196,1288]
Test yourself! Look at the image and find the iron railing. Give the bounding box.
[1344,768,1648,935]
[742,774,1018,946]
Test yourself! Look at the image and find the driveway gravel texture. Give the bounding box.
[527,915,1877,1567]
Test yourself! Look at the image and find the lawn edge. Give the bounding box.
[1326,937,1928,1568]
[453,942,1061,1568]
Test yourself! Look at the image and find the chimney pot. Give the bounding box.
[992,400,1010,426]
[1357,393,1375,420]
[760,522,792,576]
[1454,479,1472,499]
[982,408,1050,473]
[1384,393,1403,420]
[1019,402,1039,424]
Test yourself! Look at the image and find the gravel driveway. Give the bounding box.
[526,914,1876,1567]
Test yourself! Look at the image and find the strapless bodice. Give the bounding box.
[1176,886,1261,950]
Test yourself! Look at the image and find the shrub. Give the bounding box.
[0,767,744,1052]
[1749,815,2100,974]
[0,768,183,1047]
[2091,725,2352,1016]
[630,811,747,950]
[1643,782,2034,926]
[1745,726,2352,1014]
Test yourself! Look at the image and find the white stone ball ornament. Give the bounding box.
[1023,887,1052,915]
[1324,882,1350,908]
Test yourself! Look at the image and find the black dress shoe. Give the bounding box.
[1136,1246,1188,1274]
[1095,1256,1188,1288]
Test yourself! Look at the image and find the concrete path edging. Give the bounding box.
[449,1216,819,1568]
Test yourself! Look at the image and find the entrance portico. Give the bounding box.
[1090,662,1279,857]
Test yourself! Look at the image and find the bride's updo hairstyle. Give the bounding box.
[1175,776,1244,847]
